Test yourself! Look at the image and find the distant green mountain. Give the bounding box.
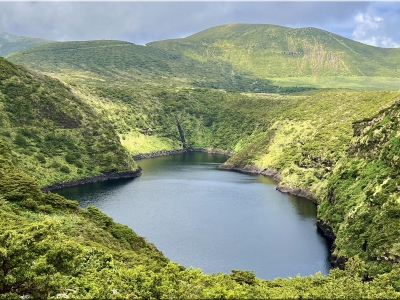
[8,39,294,93]
[0,28,53,57]
[149,23,400,78]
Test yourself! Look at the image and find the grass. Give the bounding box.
[119,132,180,154]
[272,76,400,91]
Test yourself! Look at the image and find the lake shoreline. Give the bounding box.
[219,163,317,203]
[42,148,232,192]
[133,147,234,160]
[41,168,142,192]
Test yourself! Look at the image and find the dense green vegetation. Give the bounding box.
[319,101,400,277]
[1,24,400,297]
[0,29,52,57]
[0,57,137,186]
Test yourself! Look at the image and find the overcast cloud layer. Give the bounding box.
[0,1,399,48]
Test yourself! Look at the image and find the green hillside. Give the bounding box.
[149,23,400,89]
[320,101,400,275]
[0,29,52,57]
[6,38,307,155]
[8,39,299,94]
[0,57,138,186]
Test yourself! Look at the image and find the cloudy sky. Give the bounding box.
[0,1,400,48]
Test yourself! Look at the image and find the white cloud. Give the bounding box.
[352,3,400,48]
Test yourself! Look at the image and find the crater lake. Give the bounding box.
[57,152,331,280]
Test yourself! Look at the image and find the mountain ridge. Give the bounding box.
[0,29,53,57]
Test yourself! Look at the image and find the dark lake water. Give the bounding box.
[57,152,331,280]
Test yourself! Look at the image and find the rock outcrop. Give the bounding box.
[41,168,142,192]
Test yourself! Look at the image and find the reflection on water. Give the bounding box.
[288,195,318,220]
[57,152,331,280]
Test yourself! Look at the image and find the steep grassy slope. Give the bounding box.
[319,101,400,276]
[0,57,138,186]
[6,39,308,155]
[149,23,400,80]
[0,29,52,57]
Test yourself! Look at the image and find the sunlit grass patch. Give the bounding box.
[119,132,180,154]
[272,76,400,91]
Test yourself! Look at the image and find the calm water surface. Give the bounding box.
[57,152,330,279]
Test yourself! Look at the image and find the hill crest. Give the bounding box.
[0,29,53,57]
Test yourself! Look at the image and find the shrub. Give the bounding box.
[2,131,11,137]
[109,223,146,249]
[20,198,39,211]
[60,165,70,173]
[0,170,42,202]
[74,160,84,168]
[50,161,61,168]
[43,192,78,209]
[86,206,113,229]
[36,153,46,163]
[65,153,76,164]
[230,270,256,285]
[14,134,28,147]
[38,204,54,214]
